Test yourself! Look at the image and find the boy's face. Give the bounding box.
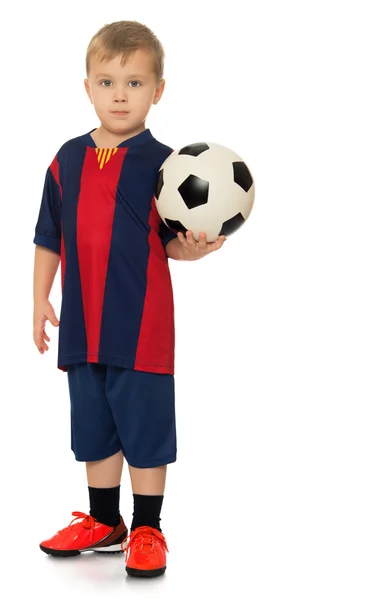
[84,49,165,139]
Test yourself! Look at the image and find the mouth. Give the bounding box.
[111,111,129,116]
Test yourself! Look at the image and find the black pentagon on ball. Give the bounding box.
[178,142,210,157]
[165,218,188,236]
[178,174,209,209]
[155,169,164,200]
[219,212,246,237]
[233,161,253,192]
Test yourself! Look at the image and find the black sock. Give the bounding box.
[88,485,121,527]
[131,494,164,532]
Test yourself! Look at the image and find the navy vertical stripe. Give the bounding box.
[58,144,88,366]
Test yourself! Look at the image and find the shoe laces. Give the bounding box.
[121,526,168,557]
[58,511,96,540]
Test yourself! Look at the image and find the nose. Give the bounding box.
[114,85,128,103]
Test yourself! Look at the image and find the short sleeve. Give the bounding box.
[159,219,177,250]
[33,161,62,255]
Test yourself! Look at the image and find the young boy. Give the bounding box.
[33,20,225,578]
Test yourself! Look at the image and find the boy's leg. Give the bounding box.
[39,363,128,556]
[87,449,124,487]
[128,465,167,531]
[69,362,124,527]
[87,450,124,527]
[107,367,176,576]
[128,465,167,495]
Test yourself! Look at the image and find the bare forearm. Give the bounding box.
[165,238,184,260]
[33,245,60,302]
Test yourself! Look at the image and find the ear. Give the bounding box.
[84,79,93,104]
[153,79,165,105]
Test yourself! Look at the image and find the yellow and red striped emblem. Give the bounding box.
[95,148,118,170]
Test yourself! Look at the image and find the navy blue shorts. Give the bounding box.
[67,363,176,468]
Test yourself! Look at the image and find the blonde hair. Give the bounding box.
[86,20,165,81]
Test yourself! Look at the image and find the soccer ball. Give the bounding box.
[154,142,255,242]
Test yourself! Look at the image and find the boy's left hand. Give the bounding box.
[177,230,226,260]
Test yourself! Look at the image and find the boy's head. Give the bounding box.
[84,21,165,139]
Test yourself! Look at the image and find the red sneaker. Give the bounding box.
[123,526,168,577]
[40,511,128,557]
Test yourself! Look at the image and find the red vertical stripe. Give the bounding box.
[135,198,175,374]
[77,148,127,362]
[50,155,62,194]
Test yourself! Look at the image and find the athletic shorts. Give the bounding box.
[67,363,176,468]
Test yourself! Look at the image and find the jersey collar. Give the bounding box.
[84,128,154,148]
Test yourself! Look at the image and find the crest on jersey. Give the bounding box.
[95,148,118,170]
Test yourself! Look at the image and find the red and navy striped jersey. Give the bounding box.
[33,128,177,375]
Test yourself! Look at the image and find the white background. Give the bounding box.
[0,0,375,598]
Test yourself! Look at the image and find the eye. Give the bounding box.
[129,81,141,87]
[100,80,112,87]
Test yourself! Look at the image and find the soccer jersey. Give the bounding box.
[33,128,177,375]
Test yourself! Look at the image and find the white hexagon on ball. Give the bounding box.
[154,142,255,242]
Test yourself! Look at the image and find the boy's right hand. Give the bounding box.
[33,300,60,354]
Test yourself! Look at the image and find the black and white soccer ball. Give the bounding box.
[154,142,255,242]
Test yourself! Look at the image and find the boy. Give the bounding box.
[33,20,225,578]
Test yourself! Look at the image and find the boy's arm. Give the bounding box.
[165,237,183,260]
[33,246,60,353]
[33,246,60,303]
[33,158,62,353]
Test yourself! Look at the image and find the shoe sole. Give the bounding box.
[40,542,126,557]
[126,566,166,577]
